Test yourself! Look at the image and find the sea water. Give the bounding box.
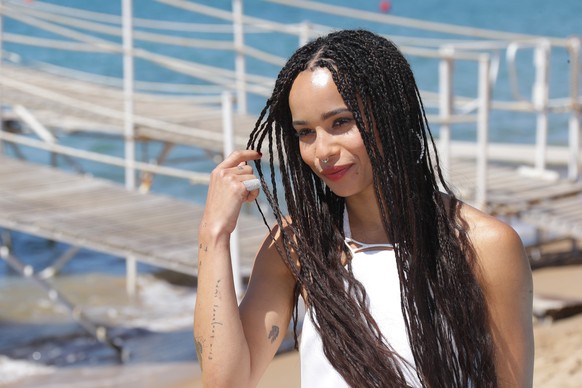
[0,0,580,383]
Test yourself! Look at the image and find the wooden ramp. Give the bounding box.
[521,195,582,241]
[0,65,258,154]
[448,159,582,216]
[0,156,268,357]
[0,156,266,276]
[449,159,582,255]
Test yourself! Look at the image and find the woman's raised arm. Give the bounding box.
[194,150,296,388]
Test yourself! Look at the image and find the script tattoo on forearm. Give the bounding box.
[208,279,223,361]
[268,325,280,344]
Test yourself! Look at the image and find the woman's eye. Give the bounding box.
[295,128,313,138]
[333,117,353,128]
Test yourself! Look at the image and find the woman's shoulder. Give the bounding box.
[457,201,530,289]
[458,201,523,253]
[439,193,523,253]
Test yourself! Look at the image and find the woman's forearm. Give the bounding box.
[194,229,252,387]
[193,150,263,387]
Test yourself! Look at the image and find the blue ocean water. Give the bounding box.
[0,0,579,291]
[5,0,581,102]
[3,0,579,149]
[0,0,580,374]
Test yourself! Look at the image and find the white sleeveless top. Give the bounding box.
[299,212,420,387]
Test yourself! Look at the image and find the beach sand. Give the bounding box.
[530,264,582,387]
[4,351,300,387]
[5,263,582,387]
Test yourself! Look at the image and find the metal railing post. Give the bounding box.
[222,91,243,299]
[568,37,581,181]
[438,46,454,179]
[0,0,4,155]
[232,0,247,114]
[122,0,137,297]
[299,21,311,47]
[533,39,551,172]
[122,0,136,191]
[475,54,491,210]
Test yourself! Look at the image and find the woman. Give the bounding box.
[194,29,534,387]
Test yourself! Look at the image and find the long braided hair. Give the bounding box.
[247,29,497,387]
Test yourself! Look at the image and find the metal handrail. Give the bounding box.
[0,0,580,190]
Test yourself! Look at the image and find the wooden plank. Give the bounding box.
[448,158,582,215]
[0,156,263,276]
[521,195,582,240]
[0,65,258,152]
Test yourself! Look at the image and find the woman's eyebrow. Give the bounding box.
[292,108,351,127]
[321,108,351,121]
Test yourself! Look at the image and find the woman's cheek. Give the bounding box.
[299,143,313,167]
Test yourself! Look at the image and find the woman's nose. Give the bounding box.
[314,130,337,163]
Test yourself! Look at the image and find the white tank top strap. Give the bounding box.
[343,208,394,254]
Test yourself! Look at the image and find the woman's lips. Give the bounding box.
[321,164,352,181]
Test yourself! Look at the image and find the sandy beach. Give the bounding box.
[3,261,581,387]
[530,264,582,387]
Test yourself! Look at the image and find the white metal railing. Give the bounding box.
[3,0,579,176]
[0,130,211,183]
[0,0,580,193]
[0,0,579,298]
[221,91,243,298]
[266,0,571,45]
[568,37,582,180]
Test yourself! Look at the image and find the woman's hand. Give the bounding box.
[200,150,262,237]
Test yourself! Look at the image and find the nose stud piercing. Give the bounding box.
[322,158,329,164]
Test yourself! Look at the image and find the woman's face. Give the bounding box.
[288,67,374,199]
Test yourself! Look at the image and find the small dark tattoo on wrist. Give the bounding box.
[199,243,208,253]
[268,325,280,344]
[195,337,205,371]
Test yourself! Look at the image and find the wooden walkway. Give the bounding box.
[2,154,579,272]
[0,156,266,277]
[1,64,581,248]
[0,155,269,356]
[449,159,582,251]
[521,195,582,241]
[0,64,258,153]
[448,159,582,216]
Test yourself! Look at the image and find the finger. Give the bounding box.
[244,188,260,203]
[219,150,262,169]
[234,163,253,175]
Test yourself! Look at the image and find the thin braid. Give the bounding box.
[247,30,497,387]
